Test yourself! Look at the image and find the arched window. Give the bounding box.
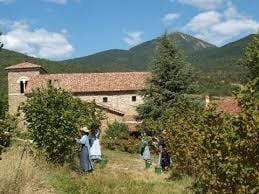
[17,77,29,94]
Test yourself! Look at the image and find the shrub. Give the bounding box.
[102,121,140,154]
[21,85,103,164]
[0,94,7,119]
[105,121,129,139]
[145,80,259,193]
[0,114,17,155]
[146,96,205,175]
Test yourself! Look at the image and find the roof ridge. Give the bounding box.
[41,71,150,76]
[5,62,46,72]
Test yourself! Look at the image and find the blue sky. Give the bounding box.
[0,0,258,60]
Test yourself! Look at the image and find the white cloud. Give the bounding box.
[42,0,80,5]
[0,20,74,59]
[177,0,224,10]
[0,0,15,4]
[162,13,180,25]
[42,0,67,5]
[186,11,221,31]
[184,5,259,45]
[123,31,143,47]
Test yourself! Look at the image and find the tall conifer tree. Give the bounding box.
[137,33,192,120]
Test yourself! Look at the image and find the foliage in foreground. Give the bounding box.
[0,94,7,120]
[102,121,140,154]
[147,80,258,193]
[0,114,17,156]
[240,33,259,82]
[21,85,103,164]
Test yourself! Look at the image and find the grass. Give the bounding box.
[0,143,193,194]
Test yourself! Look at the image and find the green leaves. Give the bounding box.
[0,114,17,156]
[144,81,258,193]
[21,85,103,164]
[138,33,192,120]
[240,33,259,82]
[102,121,140,154]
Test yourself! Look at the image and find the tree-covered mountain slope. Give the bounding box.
[62,32,216,72]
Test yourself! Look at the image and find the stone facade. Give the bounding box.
[77,92,143,114]
[5,62,149,131]
[6,68,45,114]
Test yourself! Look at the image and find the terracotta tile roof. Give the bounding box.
[5,62,46,71]
[26,72,150,93]
[215,97,241,114]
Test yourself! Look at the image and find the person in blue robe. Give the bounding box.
[76,127,93,172]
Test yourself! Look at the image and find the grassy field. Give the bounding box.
[0,143,193,194]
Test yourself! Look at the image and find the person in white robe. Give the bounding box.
[89,129,102,162]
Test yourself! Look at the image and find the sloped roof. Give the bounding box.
[26,72,150,93]
[95,102,125,116]
[215,97,241,114]
[5,62,47,72]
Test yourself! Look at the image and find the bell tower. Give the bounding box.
[5,62,47,114]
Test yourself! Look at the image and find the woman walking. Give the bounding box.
[89,128,102,162]
[76,127,93,173]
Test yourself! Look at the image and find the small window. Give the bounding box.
[53,80,59,88]
[103,97,108,103]
[132,96,137,102]
[20,81,25,94]
[20,81,28,94]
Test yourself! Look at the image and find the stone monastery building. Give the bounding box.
[5,62,150,131]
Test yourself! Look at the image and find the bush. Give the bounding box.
[145,80,259,193]
[146,96,205,175]
[21,85,103,164]
[0,94,7,119]
[0,114,17,155]
[102,121,140,154]
[105,121,129,139]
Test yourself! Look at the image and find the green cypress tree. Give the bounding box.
[137,33,192,120]
[241,33,259,81]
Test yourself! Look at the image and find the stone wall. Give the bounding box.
[77,92,143,114]
[100,111,124,131]
[78,92,142,131]
[7,69,142,131]
[8,70,41,115]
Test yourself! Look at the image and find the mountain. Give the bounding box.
[0,32,255,97]
[62,32,216,72]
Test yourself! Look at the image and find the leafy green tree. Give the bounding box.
[240,34,259,82]
[137,33,192,120]
[0,94,7,120]
[21,85,103,164]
